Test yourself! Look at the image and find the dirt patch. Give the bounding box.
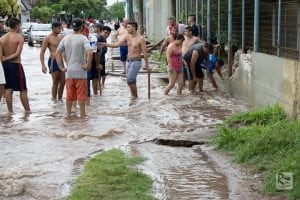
[201,145,287,200]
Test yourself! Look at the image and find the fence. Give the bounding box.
[176,0,300,61]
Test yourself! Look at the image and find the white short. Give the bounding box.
[0,62,6,85]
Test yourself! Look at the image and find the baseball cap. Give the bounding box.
[72,18,83,29]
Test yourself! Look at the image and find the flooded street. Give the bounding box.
[0,44,249,199]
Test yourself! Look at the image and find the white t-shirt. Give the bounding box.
[57,34,91,79]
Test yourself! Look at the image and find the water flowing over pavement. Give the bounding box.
[0,44,250,199]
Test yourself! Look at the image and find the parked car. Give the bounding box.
[28,23,52,46]
[20,22,36,41]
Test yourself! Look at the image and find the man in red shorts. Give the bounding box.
[0,18,30,113]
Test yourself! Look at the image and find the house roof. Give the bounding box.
[21,0,32,11]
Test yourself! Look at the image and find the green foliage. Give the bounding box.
[150,52,168,73]
[211,104,300,199]
[60,0,107,19]
[67,149,156,200]
[31,6,53,23]
[108,2,125,21]
[0,0,20,18]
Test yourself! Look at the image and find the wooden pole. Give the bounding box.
[148,71,151,99]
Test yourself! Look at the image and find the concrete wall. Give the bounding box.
[144,0,172,41]
[219,52,300,119]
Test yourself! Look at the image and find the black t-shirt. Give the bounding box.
[97,35,107,64]
[190,24,199,37]
[183,43,205,66]
[92,34,107,65]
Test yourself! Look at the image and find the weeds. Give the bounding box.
[211,104,300,199]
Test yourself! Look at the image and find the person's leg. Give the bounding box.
[189,80,197,92]
[77,79,88,117]
[209,74,219,90]
[20,90,30,112]
[5,89,13,113]
[92,79,98,95]
[66,79,75,116]
[58,72,65,100]
[0,85,4,101]
[128,83,138,98]
[78,100,86,118]
[66,100,73,117]
[51,71,60,100]
[126,60,141,98]
[177,72,184,95]
[120,46,128,74]
[164,69,176,95]
[198,78,204,92]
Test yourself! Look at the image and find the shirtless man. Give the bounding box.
[114,18,129,74]
[40,21,65,101]
[0,44,5,100]
[0,18,30,112]
[182,26,202,54]
[102,21,149,99]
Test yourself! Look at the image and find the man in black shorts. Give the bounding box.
[182,42,213,93]
[0,18,30,112]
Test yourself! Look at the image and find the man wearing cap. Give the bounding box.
[56,18,93,118]
[40,21,65,101]
[182,42,213,93]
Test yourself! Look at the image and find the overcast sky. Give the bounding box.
[107,0,122,6]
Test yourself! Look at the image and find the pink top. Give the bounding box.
[169,47,183,72]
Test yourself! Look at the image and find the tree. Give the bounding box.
[31,6,53,23]
[60,0,107,19]
[108,2,125,21]
[0,0,20,19]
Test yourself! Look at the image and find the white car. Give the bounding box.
[20,22,37,41]
[28,23,52,46]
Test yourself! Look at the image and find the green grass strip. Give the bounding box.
[211,104,300,199]
[67,149,156,200]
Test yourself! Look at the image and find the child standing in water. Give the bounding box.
[164,34,185,95]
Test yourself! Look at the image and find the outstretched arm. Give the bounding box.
[141,37,149,70]
[101,36,127,48]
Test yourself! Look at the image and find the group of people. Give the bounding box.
[161,15,224,96]
[0,15,223,118]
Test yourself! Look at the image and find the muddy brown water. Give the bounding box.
[0,44,249,199]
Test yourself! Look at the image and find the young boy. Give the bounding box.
[203,54,224,90]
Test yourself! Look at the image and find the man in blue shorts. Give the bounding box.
[0,18,30,113]
[101,22,150,99]
[40,21,65,101]
[114,18,128,74]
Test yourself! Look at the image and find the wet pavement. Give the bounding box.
[0,43,249,199]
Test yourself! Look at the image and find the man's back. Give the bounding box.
[0,32,23,63]
[58,34,90,79]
